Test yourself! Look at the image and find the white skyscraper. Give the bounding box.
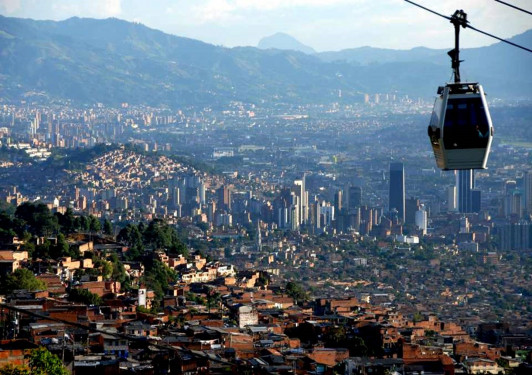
[447,185,457,212]
[415,205,428,234]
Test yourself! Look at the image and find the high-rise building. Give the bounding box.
[457,169,474,213]
[256,221,262,251]
[447,185,457,212]
[217,185,232,212]
[172,187,181,207]
[319,202,334,228]
[405,197,420,225]
[415,205,428,234]
[524,170,532,215]
[334,190,343,214]
[389,162,405,222]
[459,217,470,233]
[503,190,522,218]
[199,182,206,205]
[348,186,362,212]
[360,205,373,234]
[293,180,304,227]
[471,189,481,213]
[498,221,531,251]
[293,174,308,225]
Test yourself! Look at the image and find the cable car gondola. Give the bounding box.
[427,10,493,170]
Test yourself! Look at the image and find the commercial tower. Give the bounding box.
[456,170,474,213]
[217,185,232,212]
[348,186,362,212]
[525,170,532,215]
[389,162,405,222]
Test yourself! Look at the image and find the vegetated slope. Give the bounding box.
[317,30,532,99]
[0,16,530,107]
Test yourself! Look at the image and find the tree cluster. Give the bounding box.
[117,219,188,261]
[285,281,309,303]
[0,269,46,295]
[141,259,179,307]
[0,347,68,375]
[68,288,102,306]
[0,203,108,259]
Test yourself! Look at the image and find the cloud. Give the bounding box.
[44,0,122,19]
[0,0,22,13]
[190,0,370,24]
[102,0,121,17]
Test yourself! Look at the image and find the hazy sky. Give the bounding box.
[1,0,530,51]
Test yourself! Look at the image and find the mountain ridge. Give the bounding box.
[0,15,530,106]
[258,32,316,54]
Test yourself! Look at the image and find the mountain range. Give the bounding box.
[258,33,316,55]
[0,15,530,107]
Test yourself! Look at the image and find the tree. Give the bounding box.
[0,364,30,375]
[2,269,46,294]
[142,259,178,304]
[143,219,188,256]
[256,271,270,287]
[348,336,368,357]
[68,288,102,305]
[324,326,347,347]
[285,322,318,345]
[93,258,112,279]
[0,210,17,238]
[103,219,113,236]
[15,202,58,236]
[51,233,71,259]
[55,208,75,234]
[89,215,101,233]
[26,347,68,375]
[79,216,90,232]
[118,224,143,249]
[109,254,128,284]
[206,290,221,314]
[285,281,309,303]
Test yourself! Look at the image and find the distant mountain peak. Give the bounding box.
[258,32,315,54]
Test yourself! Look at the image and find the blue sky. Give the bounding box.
[1,0,530,51]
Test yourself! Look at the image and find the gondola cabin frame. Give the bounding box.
[428,82,493,170]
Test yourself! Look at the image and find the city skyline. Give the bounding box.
[0,2,531,372]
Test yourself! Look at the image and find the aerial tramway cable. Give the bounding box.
[494,0,532,17]
[404,0,532,53]
[402,2,499,170]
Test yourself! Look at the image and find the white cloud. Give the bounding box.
[46,0,122,19]
[189,0,371,24]
[0,0,22,13]
[102,0,121,17]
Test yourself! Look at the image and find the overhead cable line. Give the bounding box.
[404,0,532,53]
[494,0,532,16]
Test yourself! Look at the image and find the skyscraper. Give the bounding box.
[447,185,457,212]
[348,186,362,212]
[457,169,474,213]
[389,162,405,222]
[293,173,308,226]
[334,190,343,214]
[524,170,532,215]
[405,197,420,225]
[217,185,232,212]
